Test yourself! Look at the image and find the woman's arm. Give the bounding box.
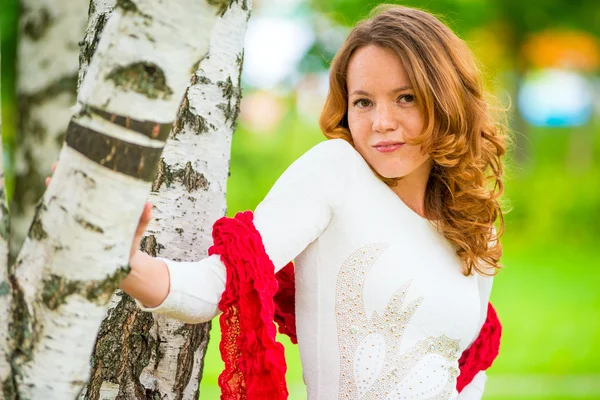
[129,139,357,323]
[120,250,170,308]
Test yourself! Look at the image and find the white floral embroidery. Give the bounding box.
[335,244,461,399]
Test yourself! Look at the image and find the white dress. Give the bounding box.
[138,139,493,399]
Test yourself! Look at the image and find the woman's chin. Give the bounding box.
[373,167,404,180]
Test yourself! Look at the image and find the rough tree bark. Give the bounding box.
[1,1,222,398]
[81,1,251,398]
[11,0,88,260]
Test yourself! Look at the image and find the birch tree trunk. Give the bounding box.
[11,0,88,260]
[83,1,252,398]
[2,1,221,398]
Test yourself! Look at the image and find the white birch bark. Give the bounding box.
[144,2,251,398]
[12,0,88,259]
[5,1,221,398]
[83,1,252,398]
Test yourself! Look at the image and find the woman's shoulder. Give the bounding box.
[295,138,367,171]
[267,139,369,200]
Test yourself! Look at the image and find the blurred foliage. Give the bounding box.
[0,0,18,200]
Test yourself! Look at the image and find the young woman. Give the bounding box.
[52,5,507,399]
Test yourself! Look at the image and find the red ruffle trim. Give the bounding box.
[209,211,288,400]
[209,211,501,398]
[456,303,502,392]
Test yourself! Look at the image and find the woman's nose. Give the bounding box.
[372,105,398,133]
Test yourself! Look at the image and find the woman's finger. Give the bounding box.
[136,203,152,235]
[45,177,51,187]
[52,162,57,172]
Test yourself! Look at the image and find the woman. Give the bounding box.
[51,5,506,399]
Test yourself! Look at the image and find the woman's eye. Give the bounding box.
[353,99,372,108]
[398,94,415,103]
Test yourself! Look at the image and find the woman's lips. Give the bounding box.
[373,142,405,153]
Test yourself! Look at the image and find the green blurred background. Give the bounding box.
[2,0,600,398]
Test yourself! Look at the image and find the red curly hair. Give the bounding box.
[320,5,507,276]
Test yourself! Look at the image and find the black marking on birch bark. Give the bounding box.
[216,76,242,128]
[65,121,163,182]
[217,77,234,102]
[74,216,104,234]
[207,0,234,16]
[8,274,32,358]
[73,169,97,189]
[88,105,171,141]
[88,0,96,17]
[175,228,183,237]
[79,11,110,84]
[151,160,209,192]
[22,6,52,40]
[152,158,171,192]
[140,235,164,257]
[107,62,173,100]
[173,94,211,136]
[197,76,212,85]
[28,202,48,241]
[86,265,131,303]
[85,292,155,400]
[236,51,245,88]
[172,324,208,400]
[41,275,79,310]
[41,265,131,310]
[180,162,209,192]
[145,388,164,400]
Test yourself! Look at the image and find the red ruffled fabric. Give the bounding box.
[209,211,288,400]
[456,302,502,392]
[209,211,501,398]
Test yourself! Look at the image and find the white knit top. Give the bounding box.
[139,139,493,399]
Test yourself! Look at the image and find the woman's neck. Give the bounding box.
[390,158,433,218]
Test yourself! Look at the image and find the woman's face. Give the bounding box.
[346,45,431,181]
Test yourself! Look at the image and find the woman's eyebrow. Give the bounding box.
[349,86,413,96]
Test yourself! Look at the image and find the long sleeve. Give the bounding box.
[456,271,494,399]
[137,140,354,323]
[456,371,487,400]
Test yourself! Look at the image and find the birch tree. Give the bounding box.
[11,0,88,259]
[1,1,225,398]
[81,1,251,398]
